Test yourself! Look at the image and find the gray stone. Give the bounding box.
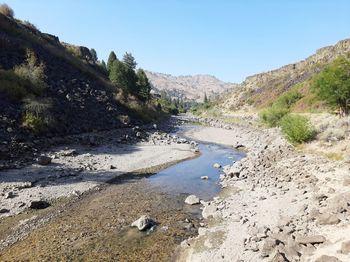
[37,156,52,165]
[213,163,221,168]
[131,215,155,231]
[295,235,326,245]
[340,240,350,254]
[315,255,341,262]
[29,200,50,209]
[185,195,200,205]
[317,213,340,225]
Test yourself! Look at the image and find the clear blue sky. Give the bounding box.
[5,0,350,83]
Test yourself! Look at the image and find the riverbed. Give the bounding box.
[0,125,244,261]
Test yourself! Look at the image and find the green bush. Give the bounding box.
[274,90,302,108]
[22,112,46,134]
[0,70,31,100]
[259,106,289,127]
[280,114,315,144]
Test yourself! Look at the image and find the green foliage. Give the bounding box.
[204,93,209,103]
[0,70,31,100]
[280,114,315,144]
[109,60,138,94]
[312,56,350,116]
[0,3,14,18]
[90,48,98,63]
[14,49,47,94]
[259,106,289,127]
[107,51,117,73]
[122,52,137,70]
[136,68,151,100]
[274,90,303,108]
[22,113,46,134]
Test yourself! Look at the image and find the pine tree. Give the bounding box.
[204,92,209,103]
[107,51,117,73]
[123,52,137,70]
[109,60,128,90]
[90,48,98,62]
[136,68,151,100]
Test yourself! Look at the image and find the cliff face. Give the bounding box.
[220,38,350,110]
[145,71,238,102]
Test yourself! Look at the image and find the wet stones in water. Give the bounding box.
[213,163,221,168]
[200,176,209,180]
[29,200,50,209]
[131,215,156,231]
[185,195,200,205]
[37,156,52,166]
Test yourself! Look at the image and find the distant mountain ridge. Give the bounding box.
[145,71,238,102]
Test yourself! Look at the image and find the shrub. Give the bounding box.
[22,113,46,134]
[280,114,315,144]
[259,106,289,127]
[14,50,47,94]
[0,3,14,18]
[274,90,303,108]
[0,69,30,100]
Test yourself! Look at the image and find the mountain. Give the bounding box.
[219,38,350,111]
[145,71,238,102]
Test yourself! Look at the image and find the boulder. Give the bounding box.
[185,195,200,205]
[315,255,341,262]
[213,163,221,168]
[317,213,340,225]
[340,240,350,254]
[131,215,155,231]
[295,235,326,245]
[260,238,277,257]
[200,176,209,180]
[29,200,50,209]
[37,156,52,165]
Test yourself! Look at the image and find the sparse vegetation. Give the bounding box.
[280,114,315,144]
[0,3,14,18]
[259,106,289,127]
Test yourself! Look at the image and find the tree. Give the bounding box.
[204,92,209,103]
[312,56,350,116]
[90,48,98,63]
[0,4,14,18]
[107,51,117,73]
[101,60,107,71]
[109,60,137,93]
[123,52,137,70]
[136,69,151,100]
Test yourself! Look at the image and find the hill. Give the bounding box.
[145,71,238,102]
[220,38,350,111]
[0,12,158,162]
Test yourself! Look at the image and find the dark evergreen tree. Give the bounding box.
[136,68,151,100]
[90,48,98,62]
[101,60,107,71]
[107,51,117,73]
[109,60,128,90]
[123,52,137,70]
[204,92,209,103]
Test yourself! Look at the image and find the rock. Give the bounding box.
[317,213,340,225]
[295,235,326,245]
[29,200,50,209]
[110,165,117,170]
[185,195,200,205]
[37,156,52,165]
[131,215,155,231]
[0,208,10,214]
[315,255,341,262]
[5,191,15,199]
[340,240,350,254]
[213,163,221,168]
[260,238,277,257]
[270,250,288,262]
[200,176,209,180]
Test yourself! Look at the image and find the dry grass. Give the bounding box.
[0,3,14,18]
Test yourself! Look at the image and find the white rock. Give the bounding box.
[201,176,209,180]
[185,195,200,205]
[131,215,155,231]
[213,163,221,168]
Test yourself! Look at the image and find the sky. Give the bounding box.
[5,0,350,83]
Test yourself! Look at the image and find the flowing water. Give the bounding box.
[0,126,245,261]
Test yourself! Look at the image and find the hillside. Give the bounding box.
[145,71,238,102]
[220,38,350,111]
[0,13,155,162]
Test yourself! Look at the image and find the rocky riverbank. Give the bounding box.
[0,118,200,253]
[179,115,350,261]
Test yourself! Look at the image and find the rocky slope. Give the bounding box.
[0,14,143,165]
[145,71,238,102]
[179,116,350,262]
[220,38,350,111]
